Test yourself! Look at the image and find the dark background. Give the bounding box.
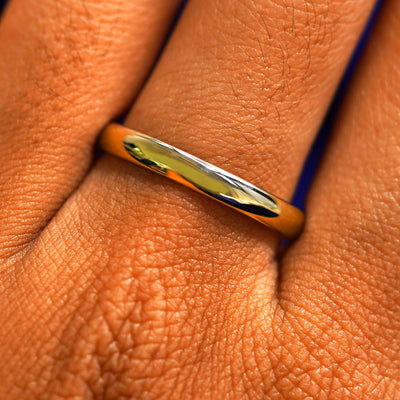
[0,0,384,210]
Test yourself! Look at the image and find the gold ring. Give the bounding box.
[98,123,304,238]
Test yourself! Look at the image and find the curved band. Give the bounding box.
[99,123,304,238]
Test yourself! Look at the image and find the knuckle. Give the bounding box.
[37,258,188,398]
[26,184,273,398]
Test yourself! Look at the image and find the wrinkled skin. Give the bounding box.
[1,0,400,398]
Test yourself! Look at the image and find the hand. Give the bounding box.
[1,0,399,398]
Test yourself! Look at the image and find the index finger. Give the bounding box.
[0,0,182,259]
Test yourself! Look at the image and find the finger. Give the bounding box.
[86,0,377,274]
[0,0,181,258]
[9,0,380,397]
[123,0,377,251]
[281,0,400,389]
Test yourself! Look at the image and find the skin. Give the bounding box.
[0,0,399,398]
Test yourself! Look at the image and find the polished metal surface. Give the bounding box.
[99,123,304,238]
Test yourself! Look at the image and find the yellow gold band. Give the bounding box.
[99,123,304,238]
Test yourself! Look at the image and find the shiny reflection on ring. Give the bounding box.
[123,134,280,219]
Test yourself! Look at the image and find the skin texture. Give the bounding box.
[0,0,400,398]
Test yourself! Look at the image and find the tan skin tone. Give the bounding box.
[0,0,400,397]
